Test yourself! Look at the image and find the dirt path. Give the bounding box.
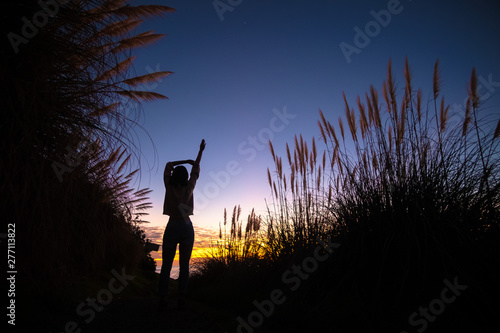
[22,273,232,333]
[82,297,228,333]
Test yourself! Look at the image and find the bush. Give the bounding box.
[194,58,500,331]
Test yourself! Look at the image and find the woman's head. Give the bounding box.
[170,166,188,187]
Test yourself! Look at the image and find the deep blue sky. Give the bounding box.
[127,0,500,238]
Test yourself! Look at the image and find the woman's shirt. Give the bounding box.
[163,163,200,218]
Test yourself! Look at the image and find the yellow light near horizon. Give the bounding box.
[153,246,212,264]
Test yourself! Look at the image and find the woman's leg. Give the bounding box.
[159,223,179,297]
[178,221,195,296]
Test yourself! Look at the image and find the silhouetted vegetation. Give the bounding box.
[192,58,500,332]
[1,0,172,307]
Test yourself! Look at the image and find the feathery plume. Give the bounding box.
[96,55,137,81]
[269,140,276,161]
[338,117,345,141]
[387,58,394,97]
[245,217,252,235]
[277,157,283,180]
[383,80,390,113]
[267,168,272,188]
[312,137,317,162]
[366,92,374,125]
[294,150,299,173]
[294,135,300,157]
[398,95,406,144]
[310,152,314,173]
[433,59,441,99]
[370,85,381,128]
[463,98,471,136]
[357,96,368,139]
[439,97,449,132]
[96,17,143,38]
[319,109,328,132]
[112,31,165,53]
[469,67,479,108]
[343,92,357,141]
[112,4,175,19]
[329,123,339,147]
[404,56,412,98]
[286,143,292,167]
[122,71,172,87]
[349,108,357,142]
[387,59,398,117]
[318,120,327,144]
[317,166,321,189]
[417,89,422,123]
[231,206,236,238]
[301,135,306,159]
[89,103,120,117]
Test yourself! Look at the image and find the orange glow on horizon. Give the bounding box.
[154,247,212,262]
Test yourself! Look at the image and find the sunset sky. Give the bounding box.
[126,0,500,274]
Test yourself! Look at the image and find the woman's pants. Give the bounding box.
[159,217,194,297]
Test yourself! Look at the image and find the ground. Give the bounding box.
[84,297,228,333]
[20,271,232,333]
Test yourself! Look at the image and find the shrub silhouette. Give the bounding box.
[1,0,173,300]
[194,58,500,331]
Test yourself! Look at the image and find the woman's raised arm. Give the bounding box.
[195,139,206,165]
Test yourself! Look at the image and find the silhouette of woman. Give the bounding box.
[159,139,205,309]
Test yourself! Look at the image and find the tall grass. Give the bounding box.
[263,57,500,329]
[263,58,500,249]
[194,58,500,330]
[265,136,338,261]
[199,58,500,271]
[1,0,173,300]
[195,206,263,275]
[320,58,498,313]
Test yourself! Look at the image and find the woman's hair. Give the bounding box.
[169,166,189,187]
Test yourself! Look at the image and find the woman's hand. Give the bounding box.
[195,139,205,165]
